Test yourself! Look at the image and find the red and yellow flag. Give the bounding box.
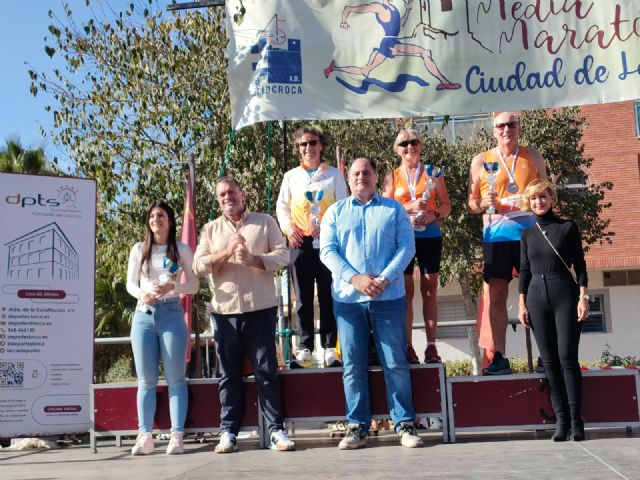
[180,171,197,363]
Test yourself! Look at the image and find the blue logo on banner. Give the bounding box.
[251,37,302,85]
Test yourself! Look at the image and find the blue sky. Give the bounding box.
[0,1,178,169]
[0,1,72,160]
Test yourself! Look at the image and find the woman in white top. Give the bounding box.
[126,202,199,455]
[276,126,348,368]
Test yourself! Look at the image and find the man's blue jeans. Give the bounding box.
[333,297,415,431]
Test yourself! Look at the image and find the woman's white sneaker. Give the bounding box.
[324,348,343,367]
[166,432,184,455]
[131,433,154,455]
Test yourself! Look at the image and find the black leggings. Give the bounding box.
[291,237,337,351]
[526,272,583,424]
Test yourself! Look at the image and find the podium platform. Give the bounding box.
[90,378,260,452]
[90,364,448,450]
[446,367,640,442]
[90,365,638,450]
[278,363,448,441]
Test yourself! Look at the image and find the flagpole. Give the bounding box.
[282,121,293,365]
[190,153,202,378]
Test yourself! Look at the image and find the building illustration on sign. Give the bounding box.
[4,222,79,281]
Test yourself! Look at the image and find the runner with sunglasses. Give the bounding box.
[467,112,547,375]
[382,128,451,365]
[276,126,348,369]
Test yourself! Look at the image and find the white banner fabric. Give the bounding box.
[0,173,96,437]
[226,0,640,129]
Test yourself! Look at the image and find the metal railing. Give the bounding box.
[94,318,534,377]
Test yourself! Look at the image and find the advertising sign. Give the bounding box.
[226,0,640,128]
[0,173,96,437]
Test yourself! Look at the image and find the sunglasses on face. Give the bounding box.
[494,121,519,130]
[398,139,420,148]
[298,140,319,148]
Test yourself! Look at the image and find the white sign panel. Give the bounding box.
[0,173,96,437]
[226,0,640,129]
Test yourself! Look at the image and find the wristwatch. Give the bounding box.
[579,294,591,301]
[376,275,390,286]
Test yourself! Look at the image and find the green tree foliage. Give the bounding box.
[0,138,53,174]
[31,3,262,305]
[30,2,612,355]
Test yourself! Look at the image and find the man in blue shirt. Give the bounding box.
[320,157,423,450]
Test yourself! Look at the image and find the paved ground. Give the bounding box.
[1,427,639,480]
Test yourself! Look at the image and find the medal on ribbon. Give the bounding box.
[496,146,520,195]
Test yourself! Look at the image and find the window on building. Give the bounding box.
[582,293,607,333]
[635,100,640,138]
[415,114,493,144]
[603,270,640,286]
[562,170,589,190]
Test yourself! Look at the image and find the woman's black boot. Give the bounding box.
[552,421,570,442]
[570,420,585,441]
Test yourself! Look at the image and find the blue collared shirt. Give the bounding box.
[319,193,415,303]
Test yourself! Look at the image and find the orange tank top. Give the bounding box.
[479,146,540,215]
[392,165,437,211]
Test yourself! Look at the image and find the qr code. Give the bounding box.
[0,361,25,386]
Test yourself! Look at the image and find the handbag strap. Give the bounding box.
[536,223,577,284]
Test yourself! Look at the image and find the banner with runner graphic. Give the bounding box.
[226,0,640,129]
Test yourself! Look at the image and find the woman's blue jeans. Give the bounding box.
[131,299,188,433]
[333,297,415,431]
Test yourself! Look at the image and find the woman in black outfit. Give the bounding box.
[518,180,590,442]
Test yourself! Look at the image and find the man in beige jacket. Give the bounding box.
[193,176,294,453]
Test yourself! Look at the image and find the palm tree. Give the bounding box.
[0,138,53,174]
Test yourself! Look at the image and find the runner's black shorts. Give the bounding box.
[482,240,520,282]
[403,237,442,276]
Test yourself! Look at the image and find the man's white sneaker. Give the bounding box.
[324,347,342,367]
[397,422,424,448]
[429,417,443,431]
[214,432,238,453]
[131,432,154,455]
[166,432,184,455]
[338,424,367,450]
[290,348,313,368]
[269,430,296,451]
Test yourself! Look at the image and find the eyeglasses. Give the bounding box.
[397,139,420,148]
[298,140,319,148]
[494,121,519,130]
